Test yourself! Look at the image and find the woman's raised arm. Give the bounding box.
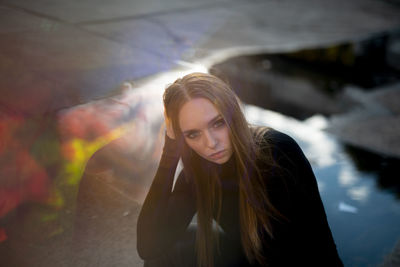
[136,134,196,260]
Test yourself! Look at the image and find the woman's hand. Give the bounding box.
[164,110,175,140]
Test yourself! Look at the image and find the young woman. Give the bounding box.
[137,72,343,267]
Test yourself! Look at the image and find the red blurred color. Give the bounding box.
[0,227,7,243]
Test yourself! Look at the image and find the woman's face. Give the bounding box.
[178,98,233,164]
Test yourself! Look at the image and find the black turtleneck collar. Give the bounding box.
[191,150,238,185]
[215,153,237,182]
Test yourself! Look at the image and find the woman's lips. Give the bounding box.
[209,150,226,159]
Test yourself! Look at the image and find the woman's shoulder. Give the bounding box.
[250,125,299,151]
[250,125,308,174]
[250,126,316,192]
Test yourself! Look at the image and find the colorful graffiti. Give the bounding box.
[0,81,164,244]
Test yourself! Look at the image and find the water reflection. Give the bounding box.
[345,145,400,198]
[244,103,400,266]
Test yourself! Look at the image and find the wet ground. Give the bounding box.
[1,0,400,266]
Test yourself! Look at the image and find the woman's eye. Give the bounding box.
[213,119,225,128]
[186,132,199,139]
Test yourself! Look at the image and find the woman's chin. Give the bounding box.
[208,152,232,164]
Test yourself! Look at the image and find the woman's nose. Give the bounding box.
[204,131,217,148]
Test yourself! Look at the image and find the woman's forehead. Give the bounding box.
[179,98,220,130]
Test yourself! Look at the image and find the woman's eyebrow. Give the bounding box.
[182,115,222,134]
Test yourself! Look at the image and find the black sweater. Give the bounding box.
[137,128,343,266]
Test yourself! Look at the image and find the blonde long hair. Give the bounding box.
[163,72,284,267]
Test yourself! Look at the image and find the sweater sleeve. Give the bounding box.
[265,130,343,266]
[136,134,197,260]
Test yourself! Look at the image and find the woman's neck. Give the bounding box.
[215,154,236,180]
